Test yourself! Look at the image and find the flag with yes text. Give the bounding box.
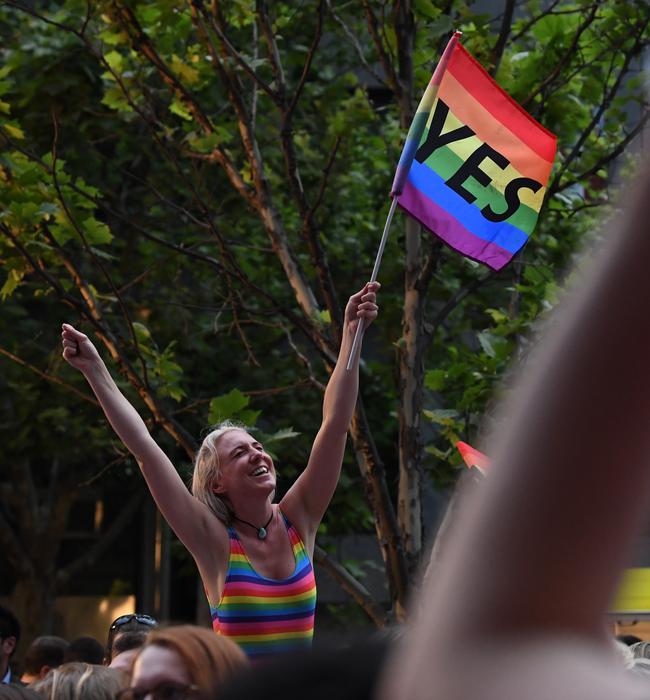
[394,37,557,271]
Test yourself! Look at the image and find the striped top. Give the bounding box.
[210,513,317,660]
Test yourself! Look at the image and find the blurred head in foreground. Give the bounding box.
[121,625,248,700]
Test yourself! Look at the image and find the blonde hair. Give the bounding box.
[32,663,126,700]
[140,625,248,693]
[191,420,247,525]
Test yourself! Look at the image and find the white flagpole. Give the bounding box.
[345,196,399,371]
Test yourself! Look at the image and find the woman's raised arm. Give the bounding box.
[61,323,221,557]
[281,282,379,548]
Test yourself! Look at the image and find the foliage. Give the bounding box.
[0,0,647,630]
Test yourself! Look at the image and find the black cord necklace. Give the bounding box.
[233,511,273,540]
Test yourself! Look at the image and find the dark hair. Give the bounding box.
[23,636,68,675]
[0,605,21,650]
[106,615,157,661]
[112,632,148,657]
[617,634,642,647]
[219,636,390,700]
[0,685,40,700]
[63,636,104,665]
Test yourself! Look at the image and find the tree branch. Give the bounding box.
[361,0,401,98]
[326,0,388,87]
[549,18,649,196]
[190,0,279,104]
[428,272,496,338]
[49,110,151,389]
[0,346,99,406]
[510,0,564,43]
[313,544,388,627]
[286,0,324,119]
[490,0,517,76]
[559,112,649,192]
[522,2,599,108]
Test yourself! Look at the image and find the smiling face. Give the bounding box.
[212,429,276,500]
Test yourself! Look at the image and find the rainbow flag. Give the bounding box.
[456,441,491,474]
[396,36,557,271]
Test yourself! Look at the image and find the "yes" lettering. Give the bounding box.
[415,100,542,223]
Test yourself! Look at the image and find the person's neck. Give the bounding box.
[0,657,9,681]
[230,498,274,530]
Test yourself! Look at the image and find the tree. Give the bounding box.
[1,0,647,634]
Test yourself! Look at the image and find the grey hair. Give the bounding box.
[191,420,248,526]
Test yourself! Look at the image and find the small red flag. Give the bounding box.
[456,441,490,474]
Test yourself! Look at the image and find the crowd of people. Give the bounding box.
[0,608,252,700]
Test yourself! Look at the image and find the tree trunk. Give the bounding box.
[398,216,425,572]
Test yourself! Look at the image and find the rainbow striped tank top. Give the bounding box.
[211,513,317,660]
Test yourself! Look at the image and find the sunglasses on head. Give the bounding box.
[109,614,157,631]
[116,682,199,700]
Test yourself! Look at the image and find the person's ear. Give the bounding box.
[1,636,16,656]
[212,475,226,494]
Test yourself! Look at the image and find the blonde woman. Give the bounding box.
[62,283,379,660]
[31,663,126,700]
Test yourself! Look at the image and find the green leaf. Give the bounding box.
[83,217,113,245]
[1,268,24,300]
[170,55,199,85]
[104,50,124,72]
[477,331,496,358]
[423,408,459,426]
[208,388,250,424]
[132,322,152,344]
[425,369,445,390]
[169,98,192,121]
[261,427,300,443]
[3,123,24,139]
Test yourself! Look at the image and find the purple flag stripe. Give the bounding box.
[398,180,513,270]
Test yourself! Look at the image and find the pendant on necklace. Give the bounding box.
[258,527,267,540]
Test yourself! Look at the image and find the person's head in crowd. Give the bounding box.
[108,632,149,674]
[617,634,642,647]
[0,685,40,700]
[121,625,248,700]
[63,636,104,665]
[631,641,650,659]
[20,636,68,684]
[0,606,20,684]
[219,635,391,700]
[105,615,157,664]
[615,640,635,670]
[31,662,126,700]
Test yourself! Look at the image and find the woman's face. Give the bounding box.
[213,429,276,498]
[130,645,192,700]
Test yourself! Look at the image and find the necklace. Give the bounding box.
[233,511,273,540]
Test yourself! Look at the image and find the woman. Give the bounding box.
[61,283,379,659]
[120,626,247,700]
